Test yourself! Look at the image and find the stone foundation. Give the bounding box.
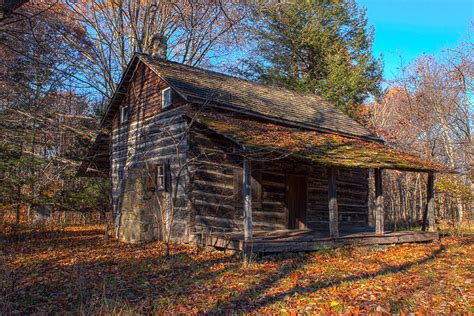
[115,168,188,243]
[117,169,159,243]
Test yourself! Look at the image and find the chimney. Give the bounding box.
[150,33,167,60]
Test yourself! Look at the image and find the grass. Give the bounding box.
[1,225,472,314]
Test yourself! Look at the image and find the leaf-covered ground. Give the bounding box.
[1,226,472,314]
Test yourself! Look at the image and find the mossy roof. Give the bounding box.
[196,113,449,173]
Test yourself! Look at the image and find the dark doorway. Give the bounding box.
[287,175,307,229]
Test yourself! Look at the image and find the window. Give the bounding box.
[162,87,172,109]
[121,106,130,124]
[157,164,166,189]
[146,162,171,192]
[233,169,262,209]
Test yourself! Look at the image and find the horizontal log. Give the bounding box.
[193,199,235,211]
[193,179,233,190]
[190,159,238,170]
[112,119,187,140]
[190,192,234,207]
[193,169,234,185]
[195,215,240,228]
[111,148,187,163]
[111,130,187,152]
[112,141,187,159]
[261,180,286,189]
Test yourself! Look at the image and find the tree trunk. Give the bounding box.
[16,184,21,225]
[457,199,464,228]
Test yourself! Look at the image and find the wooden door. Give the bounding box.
[287,175,307,229]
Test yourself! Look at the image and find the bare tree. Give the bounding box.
[368,38,473,232]
[57,0,251,100]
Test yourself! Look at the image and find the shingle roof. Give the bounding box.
[137,54,379,141]
[195,112,449,173]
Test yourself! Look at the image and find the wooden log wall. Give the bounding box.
[261,162,369,231]
[188,127,241,233]
[189,125,370,235]
[110,63,190,243]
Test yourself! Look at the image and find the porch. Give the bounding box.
[198,228,439,253]
[193,113,449,254]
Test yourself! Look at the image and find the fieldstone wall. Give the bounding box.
[117,169,160,243]
[116,168,189,243]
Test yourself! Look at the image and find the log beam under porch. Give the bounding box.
[198,229,439,254]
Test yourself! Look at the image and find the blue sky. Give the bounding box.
[357,0,473,80]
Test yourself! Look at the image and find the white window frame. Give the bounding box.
[145,162,171,192]
[121,106,130,123]
[162,87,172,109]
[156,164,166,190]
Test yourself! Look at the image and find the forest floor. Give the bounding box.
[1,225,473,314]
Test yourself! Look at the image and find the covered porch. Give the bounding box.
[194,113,449,253]
[194,164,440,253]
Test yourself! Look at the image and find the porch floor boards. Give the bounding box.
[197,228,439,253]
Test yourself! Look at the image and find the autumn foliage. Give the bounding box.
[1,226,472,314]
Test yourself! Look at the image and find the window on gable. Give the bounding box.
[162,87,172,109]
[146,162,171,192]
[233,169,262,209]
[121,106,130,124]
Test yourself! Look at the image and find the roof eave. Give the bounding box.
[100,54,142,127]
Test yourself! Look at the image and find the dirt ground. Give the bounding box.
[1,226,472,314]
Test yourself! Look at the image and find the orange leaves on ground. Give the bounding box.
[1,226,472,314]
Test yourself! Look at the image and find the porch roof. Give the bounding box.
[195,113,450,173]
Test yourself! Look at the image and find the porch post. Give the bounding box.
[375,168,384,235]
[422,172,435,232]
[328,167,339,238]
[243,158,253,241]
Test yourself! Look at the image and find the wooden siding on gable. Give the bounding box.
[111,63,186,130]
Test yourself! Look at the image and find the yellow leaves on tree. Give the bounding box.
[436,175,473,202]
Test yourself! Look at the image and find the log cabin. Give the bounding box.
[79,53,448,253]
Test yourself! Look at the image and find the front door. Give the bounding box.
[287,175,307,229]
